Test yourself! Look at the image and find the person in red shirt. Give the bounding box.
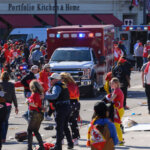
[143,40,150,63]
[39,64,51,92]
[2,44,10,64]
[39,64,52,121]
[110,77,124,145]
[27,80,44,150]
[60,72,80,145]
[114,44,123,65]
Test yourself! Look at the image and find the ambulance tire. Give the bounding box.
[89,78,99,97]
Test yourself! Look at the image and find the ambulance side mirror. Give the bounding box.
[99,56,106,64]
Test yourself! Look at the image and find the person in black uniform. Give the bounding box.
[45,73,73,150]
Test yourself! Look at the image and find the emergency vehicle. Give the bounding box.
[47,25,114,97]
[120,25,150,54]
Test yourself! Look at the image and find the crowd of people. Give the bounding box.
[0,39,47,73]
[0,38,150,150]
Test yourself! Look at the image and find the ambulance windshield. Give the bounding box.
[51,50,91,61]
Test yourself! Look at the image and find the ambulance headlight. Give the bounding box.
[82,68,91,79]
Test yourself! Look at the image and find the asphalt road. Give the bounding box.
[2,71,147,150]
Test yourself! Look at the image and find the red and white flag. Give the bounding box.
[132,0,139,6]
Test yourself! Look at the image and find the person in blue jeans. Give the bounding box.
[0,71,18,143]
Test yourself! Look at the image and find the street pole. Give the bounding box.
[54,0,58,26]
[143,0,147,25]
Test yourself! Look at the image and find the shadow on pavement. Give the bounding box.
[127,91,146,99]
[9,123,26,126]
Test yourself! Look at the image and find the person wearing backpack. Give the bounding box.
[87,101,118,150]
[141,55,150,114]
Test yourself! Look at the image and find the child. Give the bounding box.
[87,101,118,150]
[110,77,124,145]
[27,80,45,150]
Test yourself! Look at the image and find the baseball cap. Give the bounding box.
[50,73,61,80]
[43,64,50,69]
[31,65,38,70]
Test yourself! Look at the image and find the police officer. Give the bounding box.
[45,73,73,150]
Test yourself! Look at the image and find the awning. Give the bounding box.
[0,21,6,28]
[60,14,100,25]
[0,15,42,28]
[36,15,67,26]
[94,14,123,27]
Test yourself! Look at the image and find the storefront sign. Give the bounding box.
[8,3,80,12]
[0,1,113,14]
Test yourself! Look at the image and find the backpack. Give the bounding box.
[87,119,114,150]
[94,124,114,150]
[0,52,5,64]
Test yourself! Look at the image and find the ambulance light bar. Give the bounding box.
[56,33,61,38]
[79,33,85,38]
[122,25,150,31]
[49,32,102,39]
[129,27,133,30]
[144,27,148,30]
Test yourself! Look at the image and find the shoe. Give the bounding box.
[44,125,54,130]
[22,114,28,121]
[44,116,53,121]
[124,106,130,110]
[68,144,74,149]
[73,138,79,145]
